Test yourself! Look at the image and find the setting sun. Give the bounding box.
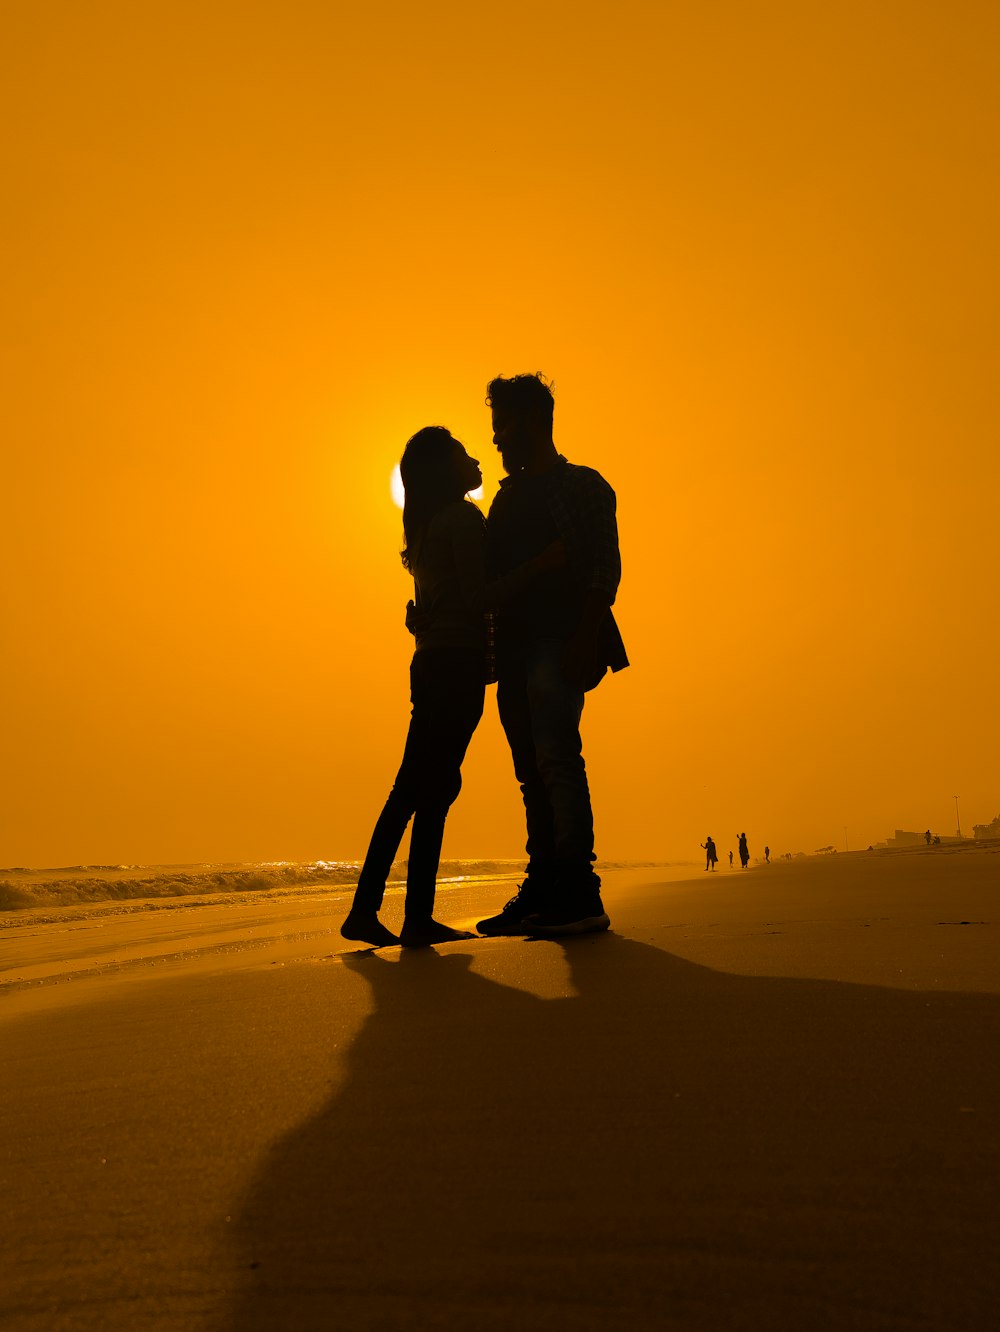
[390,464,405,509]
[391,463,483,510]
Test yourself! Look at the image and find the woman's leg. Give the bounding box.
[342,779,415,944]
[404,804,451,923]
[342,657,431,943]
[400,653,484,939]
[351,793,412,916]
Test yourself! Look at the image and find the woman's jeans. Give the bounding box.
[496,636,598,888]
[353,649,485,920]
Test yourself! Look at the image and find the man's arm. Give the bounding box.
[582,474,621,605]
[559,467,621,688]
[562,587,614,690]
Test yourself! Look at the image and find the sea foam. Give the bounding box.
[0,859,524,916]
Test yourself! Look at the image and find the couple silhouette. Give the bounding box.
[341,373,628,949]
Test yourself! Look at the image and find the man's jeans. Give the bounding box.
[496,636,598,886]
[354,649,484,920]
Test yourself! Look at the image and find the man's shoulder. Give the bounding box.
[486,479,516,518]
[555,458,616,499]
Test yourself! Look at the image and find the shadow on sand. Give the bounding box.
[225,935,999,1330]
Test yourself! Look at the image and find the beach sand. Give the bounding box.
[1,848,997,1330]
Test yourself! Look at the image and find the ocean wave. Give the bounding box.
[0,858,526,915]
[0,858,677,918]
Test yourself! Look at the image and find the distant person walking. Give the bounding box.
[764,845,770,864]
[701,836,718,871]
[729,850,734,867]
[738,833,750,869]
[925,829,932,846]
[342,426,561,949]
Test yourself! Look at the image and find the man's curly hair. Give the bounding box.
[485,372,555,429]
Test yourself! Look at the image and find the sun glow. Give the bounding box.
[390,465,482,509]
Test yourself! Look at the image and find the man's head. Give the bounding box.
[486,372,555,474]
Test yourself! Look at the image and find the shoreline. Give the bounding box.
[1,849,997,1330]
[2,847,996,1012]
[0,865,701,1005]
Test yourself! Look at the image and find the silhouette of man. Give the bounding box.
[764,845,770,863]
[738,832,749,869]
[476,373,627,936]
[701,836,718,871]
[729,850,734,867]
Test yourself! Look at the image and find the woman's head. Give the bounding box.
[400,427,481,569]
[400,426,480,498]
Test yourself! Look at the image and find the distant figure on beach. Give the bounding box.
[925,829,932,846]
[764,845,770,863]
[701,837,718,871]
[342,426,562,949]
[476,373,628,938]
[738,833,749,869]
[729,850,734,867]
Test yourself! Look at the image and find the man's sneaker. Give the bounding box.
[527,888,610,937]
[476,879,548,936]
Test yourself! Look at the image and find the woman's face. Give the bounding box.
[452,440,482,496]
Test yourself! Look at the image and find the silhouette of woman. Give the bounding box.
[700,836,718,871]
[342,426,561,948]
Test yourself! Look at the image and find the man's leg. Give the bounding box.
[525,638,595,876]
[523,638,608,934]
[477,645,557,934]
[496,644,557,877]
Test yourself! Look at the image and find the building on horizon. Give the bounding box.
[972,814,1000,839]
[885,829,922,848]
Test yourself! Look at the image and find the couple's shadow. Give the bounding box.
[225,934,1000,1331]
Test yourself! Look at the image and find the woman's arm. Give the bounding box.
[450,504,566,613]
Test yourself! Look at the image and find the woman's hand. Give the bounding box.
[405,599,433,636]
[533,539,567,574]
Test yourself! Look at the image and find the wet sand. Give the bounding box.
[2,848,998,1330]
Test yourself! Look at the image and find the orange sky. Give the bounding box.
[3,1,998,866]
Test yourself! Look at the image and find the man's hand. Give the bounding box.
[561,588,613,690]
[561,626,602,692]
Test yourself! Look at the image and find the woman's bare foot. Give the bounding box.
[399,918,476,948]
[340,911,399,947]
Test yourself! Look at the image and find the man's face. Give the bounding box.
[491,407,534,474]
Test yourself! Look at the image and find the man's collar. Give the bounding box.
[498,454,568,488]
